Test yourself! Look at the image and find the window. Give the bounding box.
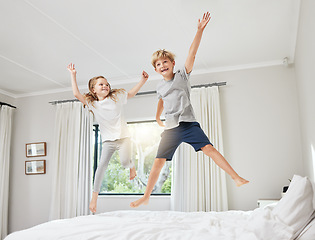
[93,121,172,195]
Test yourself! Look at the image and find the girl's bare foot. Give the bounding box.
[89,200,97,213]
[130,196,149,208]
[234,176,249,187]
[130,167,137,180]
[89,192,98,213]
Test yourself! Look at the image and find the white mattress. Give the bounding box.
[5,207,294,240]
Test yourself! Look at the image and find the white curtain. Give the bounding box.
[171,86,228,212]
[0,106,14,239]
[49,102,93,220]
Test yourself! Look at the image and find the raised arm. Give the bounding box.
[185,12,211,74]
[67,63,87,105]
[127,71,149,99]
[156,98,165,127]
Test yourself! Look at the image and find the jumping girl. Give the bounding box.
[67,63,148,213]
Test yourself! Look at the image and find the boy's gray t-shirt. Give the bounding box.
[156,67,196,129]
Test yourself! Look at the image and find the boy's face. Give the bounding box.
[155,57,175,79]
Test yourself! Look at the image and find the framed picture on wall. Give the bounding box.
[25,160,46,175]
[25,142,46,157]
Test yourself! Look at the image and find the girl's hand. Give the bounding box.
[67,63,77,75]
[127,71,149,99]
[141,71,149,82]
[197,12,211,31]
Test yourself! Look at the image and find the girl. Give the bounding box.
[67,63,149,213]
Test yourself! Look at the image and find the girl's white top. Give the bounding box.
[86,91,130,141]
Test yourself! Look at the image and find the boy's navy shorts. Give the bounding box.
[156,121,213,161]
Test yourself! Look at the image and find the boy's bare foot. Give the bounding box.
[89,192,98,213]
[130,197,149,208]
[130,167,137,180]
[234,176,249,187]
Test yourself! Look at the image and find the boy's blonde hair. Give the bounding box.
[84,76,125,107]
[151,49,175,68]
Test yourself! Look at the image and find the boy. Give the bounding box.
[130,12,248,208]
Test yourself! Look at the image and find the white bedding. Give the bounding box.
[5,207,294,240]
[6,175,314,240]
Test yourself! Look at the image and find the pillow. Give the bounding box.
[272,175,315,238]
[295,215,315,240]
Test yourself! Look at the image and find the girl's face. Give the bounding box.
[92,78,110,100]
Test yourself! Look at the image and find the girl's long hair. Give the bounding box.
[84,76,125,107]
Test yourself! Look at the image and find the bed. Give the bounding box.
[5,175,315,240]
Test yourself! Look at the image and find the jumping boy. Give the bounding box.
[130,12,249,208]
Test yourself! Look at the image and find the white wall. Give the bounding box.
[7,64,303,233]
[218,66,302,210]
[97,195,170,213]
[294,0,315,181]
[8,93,59,234]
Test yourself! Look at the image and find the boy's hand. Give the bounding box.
[141,71,149,82]
[67,63,76,75]
[198,12,211,31]
[185,11,211,74]
[156,118,165,127]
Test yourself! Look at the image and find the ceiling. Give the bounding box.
[0,0,300,98]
